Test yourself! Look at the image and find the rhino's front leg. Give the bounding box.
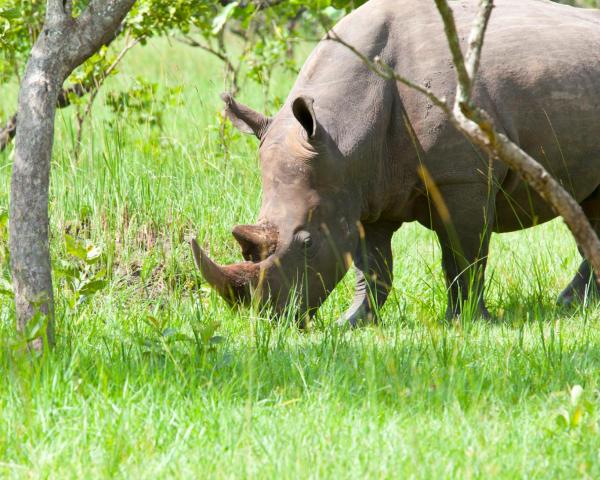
[434,184,493,320]
[338,221,397,327]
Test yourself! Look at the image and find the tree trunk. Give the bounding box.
[9,0,135,350]
[10,35,71,349]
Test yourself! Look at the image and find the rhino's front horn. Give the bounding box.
[190,239,260,304]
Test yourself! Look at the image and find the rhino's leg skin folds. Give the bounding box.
[435,184,493,320]
[339,222,396,327]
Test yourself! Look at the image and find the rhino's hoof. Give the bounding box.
[557,290,576,307]
[445,305,492,322]
[557,284,599,308]
[335,311,374,329]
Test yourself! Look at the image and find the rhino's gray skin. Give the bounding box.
[195,0,600,324]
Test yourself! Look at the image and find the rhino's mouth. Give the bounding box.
[191,223,279,304]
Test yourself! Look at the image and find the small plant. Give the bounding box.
[0,209,12,299]
[138,309,223,357]
[554,385,598,433]
[55,234,108,311]
[138,313,193,356]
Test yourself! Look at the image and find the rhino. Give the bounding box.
[192,0,600,325]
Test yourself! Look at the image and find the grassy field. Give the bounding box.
[2,38,600,478]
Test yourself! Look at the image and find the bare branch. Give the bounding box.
[433,0,471,101]
[73,34,143,156]
[434,0,600,280]
[105,35,142,78]
[374,57,450,113]
[180,36,233,66]
[465,0,493,80]
[46,0,67,25]
[0,26,140,154]
[325,31,449,113]
[333,0,600,291]
[70,0,136,69]
[178,35,241,95]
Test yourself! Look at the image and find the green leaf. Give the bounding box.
[0,287,12,298]
[555,410,570,430]
[23,311,48,342]
[211,1,238,35]
[54,260,80,280]
[0,8,19,20]
[65,234,88,261]
[0,276,13,297]
[78,280,108,296]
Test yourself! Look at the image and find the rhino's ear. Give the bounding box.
[220,93,271,139]
[292,96,317,139]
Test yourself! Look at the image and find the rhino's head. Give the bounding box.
[192,93,360,317]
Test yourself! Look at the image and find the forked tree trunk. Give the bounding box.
[10,0,135,350]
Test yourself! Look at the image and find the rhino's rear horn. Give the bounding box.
[232,224,278,262]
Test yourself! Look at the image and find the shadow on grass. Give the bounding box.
[3,301,600,418]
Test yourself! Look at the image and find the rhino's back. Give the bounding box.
[285,0,600,229]
[289,0,600,147]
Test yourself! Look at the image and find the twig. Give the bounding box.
[325,31,449,112]
[465,0,494,81]
[0,22,131,153]
[73,34,143,159]
[433,0,472,101]
[178,35,239,94]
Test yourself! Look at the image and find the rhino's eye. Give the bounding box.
[295,230,317,256]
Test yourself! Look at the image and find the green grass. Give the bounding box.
[2,38,600,478]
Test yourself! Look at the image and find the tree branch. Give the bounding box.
[0,19,135,154]
[72,34,143,158]
[178,35,239,94]
[465,0,493,81]
[325,31,449,112]
[433,0,471,102]
[46,0,68,25]
[70,0,136,69]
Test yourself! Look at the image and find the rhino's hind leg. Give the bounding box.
[438,228,491,321]
[557,258,599,306]
[558,188,600,306]
[338,222,397,327]
[433,183,493,321]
